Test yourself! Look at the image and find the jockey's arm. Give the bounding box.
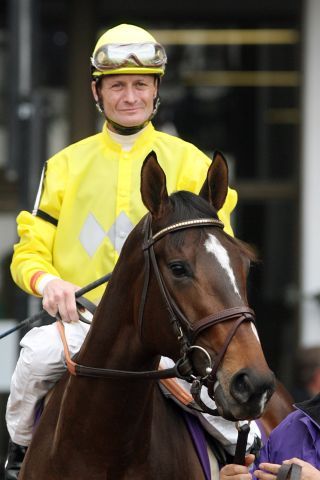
[10,211,80,323]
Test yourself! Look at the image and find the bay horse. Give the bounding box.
[20,151,277,479]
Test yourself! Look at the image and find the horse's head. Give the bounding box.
[139,150,275,421]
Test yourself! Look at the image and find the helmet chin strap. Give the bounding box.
[105,116,150,135]
[95,89,161,136]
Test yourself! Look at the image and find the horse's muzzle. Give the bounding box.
[214,368,275,420]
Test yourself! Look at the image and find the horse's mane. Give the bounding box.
[168,190,258,263]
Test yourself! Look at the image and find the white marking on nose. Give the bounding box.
[251,323,260,343]
[259,391,268,413]
[204,234,241,297]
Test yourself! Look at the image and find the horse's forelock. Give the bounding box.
[162,191,219,248]
[169,191,219,222]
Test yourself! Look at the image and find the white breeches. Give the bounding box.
[6,321,90,446]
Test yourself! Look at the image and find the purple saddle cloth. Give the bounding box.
[183,410,211,480]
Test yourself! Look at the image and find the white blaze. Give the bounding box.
[204,234,241,298]
[251,323,261,343]
[259,391,268,413]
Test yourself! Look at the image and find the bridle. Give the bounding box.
[59,213,256,415]
[139,214,256,413]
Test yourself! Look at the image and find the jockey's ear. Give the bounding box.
[199,150,229,212]
[141,151,170,219]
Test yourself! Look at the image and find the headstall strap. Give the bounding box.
[144,217,224,249]
[138,213,190,348]
[138,215,153,339]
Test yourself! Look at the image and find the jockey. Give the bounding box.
[4,23,251,479]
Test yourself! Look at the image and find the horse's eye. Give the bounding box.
[169,262,189,277]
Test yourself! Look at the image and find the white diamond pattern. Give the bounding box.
[79,213,106,257]
[107,211,134,253]
[79,211,134,257]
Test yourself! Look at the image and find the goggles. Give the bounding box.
[91,42,167,71]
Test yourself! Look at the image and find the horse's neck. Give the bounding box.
[78,280,152,370]
[59,271,159,447]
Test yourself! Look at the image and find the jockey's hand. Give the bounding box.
[42,278,80,323]
[255,459,320,480]
[220,454,254,480]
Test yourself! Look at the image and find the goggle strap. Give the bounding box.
[92,42,167,71]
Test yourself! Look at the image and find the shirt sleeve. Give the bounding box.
[10,211,61,296]
[10,153,67,296]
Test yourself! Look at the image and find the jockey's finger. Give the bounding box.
[57,293,78,323]
[220,463,252,480]
[42,292,59,318]
[245,454,255,467]
[42,303,58,318]
[42,278,80,322]
[254,463,281,480]
[254,471,276,480]
[258,463,281,474]
[222,463,251,475]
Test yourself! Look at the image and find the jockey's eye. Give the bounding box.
[168,261,190,278]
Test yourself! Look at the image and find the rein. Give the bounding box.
[57,319,187,380]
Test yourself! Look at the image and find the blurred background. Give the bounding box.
[1,0,320,472]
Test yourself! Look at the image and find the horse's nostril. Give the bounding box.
[230,372,254,403]
[230,369,275,407]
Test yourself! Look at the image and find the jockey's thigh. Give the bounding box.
[19,320,90,378]
[6,321,90,446]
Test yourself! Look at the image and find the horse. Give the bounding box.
[19,150,277,479]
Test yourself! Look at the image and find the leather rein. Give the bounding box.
[58,214,256,415]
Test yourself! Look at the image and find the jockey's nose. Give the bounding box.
[123,85,137,103]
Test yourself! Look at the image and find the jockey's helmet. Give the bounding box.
[91,24,167,78]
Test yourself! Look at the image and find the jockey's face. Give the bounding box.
[92,74,157,131]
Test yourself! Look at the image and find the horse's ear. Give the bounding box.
[141,151,170,219]
[199,150,229,211]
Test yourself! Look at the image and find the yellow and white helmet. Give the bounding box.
[91,24,167,78]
